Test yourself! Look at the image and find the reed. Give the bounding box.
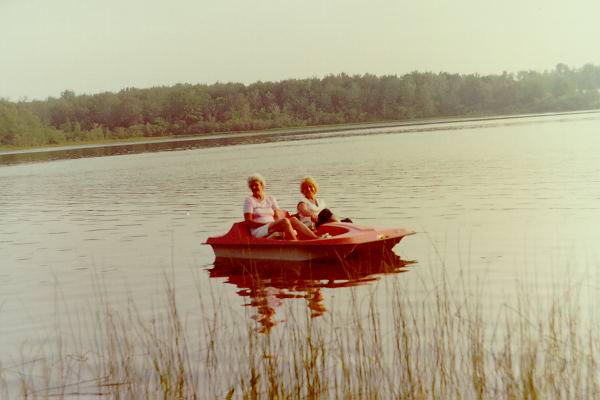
[1,262,598,399]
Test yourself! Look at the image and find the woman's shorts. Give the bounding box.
[250,223,270,238]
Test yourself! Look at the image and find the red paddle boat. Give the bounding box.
[204,221,415,261]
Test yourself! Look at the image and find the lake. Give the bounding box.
[1,112,600,397]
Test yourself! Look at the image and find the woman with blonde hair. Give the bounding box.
[296,176,327,230]
[243,173,318,240]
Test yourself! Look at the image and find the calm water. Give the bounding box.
[2,113,600,373]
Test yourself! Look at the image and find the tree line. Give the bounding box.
[2,63,600,147]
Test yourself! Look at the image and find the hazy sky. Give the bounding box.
[2,0,600,100]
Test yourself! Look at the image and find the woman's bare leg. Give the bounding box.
[288,217,318,240]
[268,218,297,240]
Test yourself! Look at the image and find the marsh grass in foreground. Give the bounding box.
[1,261,599,399]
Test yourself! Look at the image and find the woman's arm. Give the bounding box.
[244,212,267,229]
[298,202,318,222]
[297,202,311,217]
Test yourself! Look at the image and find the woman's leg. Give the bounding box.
[268,218,297,240]
[288,217,318,240]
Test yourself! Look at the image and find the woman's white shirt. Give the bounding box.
[297,197,326,224]
[243,195,279,224]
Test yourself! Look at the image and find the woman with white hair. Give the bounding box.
[243,173,318,240]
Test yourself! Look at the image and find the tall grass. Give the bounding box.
[1,259,599,399]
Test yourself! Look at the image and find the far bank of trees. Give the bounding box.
[2,63,600,147]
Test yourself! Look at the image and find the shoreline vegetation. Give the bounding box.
[2,63,600,150]
[1,109,600,155]
[1,263,597,399]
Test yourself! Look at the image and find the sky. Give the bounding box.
[2,0,600,100]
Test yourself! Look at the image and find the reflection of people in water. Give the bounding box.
[306,287,326,318]
[208,252,415,333]
[246,285,283,334]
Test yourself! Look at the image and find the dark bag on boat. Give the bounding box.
[316,208,352,228]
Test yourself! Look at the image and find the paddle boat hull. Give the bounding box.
[204,221,415,261]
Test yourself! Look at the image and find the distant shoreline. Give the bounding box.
[2,109,599,156]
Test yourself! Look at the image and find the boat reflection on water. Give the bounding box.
[207,250,416,333]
